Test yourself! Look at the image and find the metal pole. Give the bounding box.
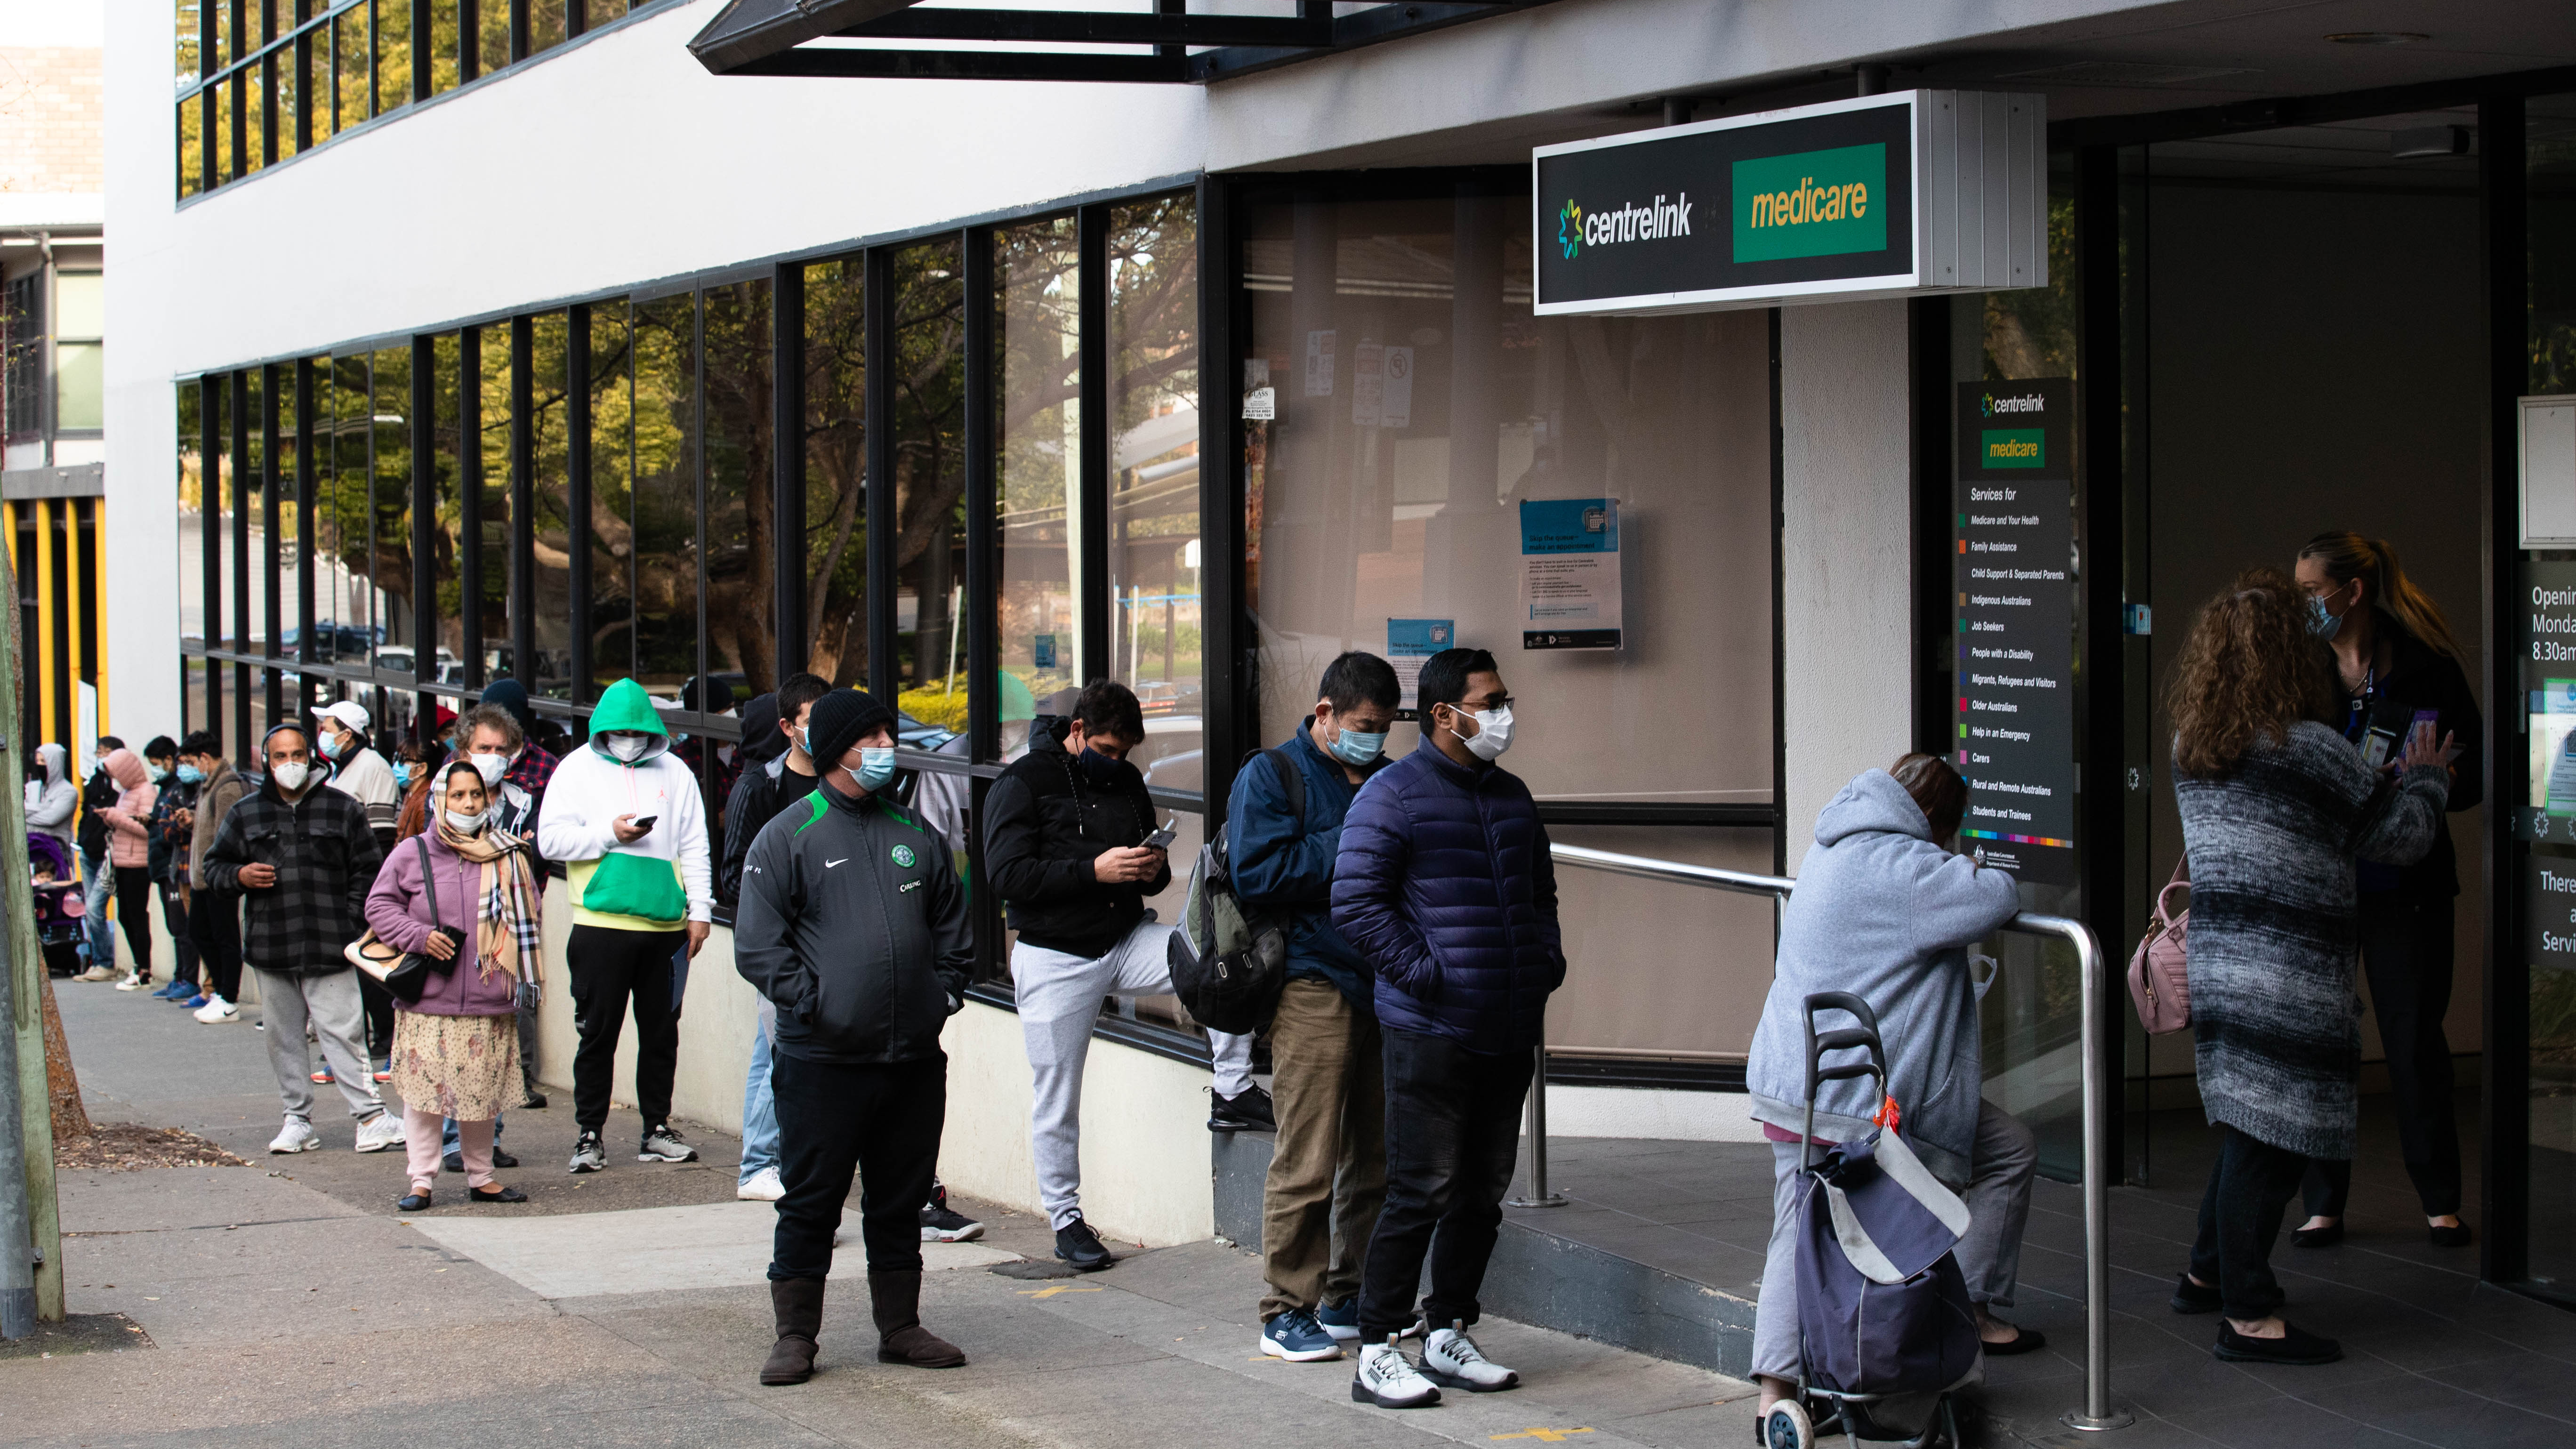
[1506,1044,1565,1208]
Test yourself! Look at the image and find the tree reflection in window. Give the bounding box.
[802,257,868,684]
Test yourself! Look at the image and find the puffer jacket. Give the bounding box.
[96,749,158,870]
[1225,723,1383,1008]
[1330,737,1564,1054]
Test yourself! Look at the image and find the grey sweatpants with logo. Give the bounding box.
[253,965,386,1125]
[1014,919,1255,1230]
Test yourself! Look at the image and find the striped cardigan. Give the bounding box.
[2174,721,2449,1159]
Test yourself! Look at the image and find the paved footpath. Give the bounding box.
[4,977,1758,1447]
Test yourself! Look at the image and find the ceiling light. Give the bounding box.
[2324,32,2428,45]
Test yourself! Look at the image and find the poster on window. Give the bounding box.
[1387,618,1454,717]
[1519,499,1622,650]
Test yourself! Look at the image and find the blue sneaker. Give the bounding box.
[1316,1298,1361,1343]
[178,994,210,1009]
[153,980,191,999]
[1260,1308,1344,1362]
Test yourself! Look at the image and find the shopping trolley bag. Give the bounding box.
[1792,1123,1981,1399]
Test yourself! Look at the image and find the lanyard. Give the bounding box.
[2343,662,2375,744]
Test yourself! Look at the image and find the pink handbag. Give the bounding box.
[2127,860,2191,1034]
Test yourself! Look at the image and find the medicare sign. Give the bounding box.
[1534,90,2046,316]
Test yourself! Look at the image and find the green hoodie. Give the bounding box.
[587,677,672,754]
[537,677,709,930]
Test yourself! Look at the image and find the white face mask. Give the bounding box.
[470,751,508,786]
[604,734,650,764]
[444,807,488,833]
[271,761,312,794]
[1454,704,1514,762]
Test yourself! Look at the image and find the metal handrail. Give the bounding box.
[1544,841,2132,1433]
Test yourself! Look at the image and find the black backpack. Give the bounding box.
[1167,749,1305,1036]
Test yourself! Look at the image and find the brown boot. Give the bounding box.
[870,1269,966,1368]
[760,1277,826,1385]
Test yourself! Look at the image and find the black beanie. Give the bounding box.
[804,688,896,770]
[479,678,538,736]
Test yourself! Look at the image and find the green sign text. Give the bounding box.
[1731,143,1887,263]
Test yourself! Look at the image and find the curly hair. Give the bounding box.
[2168,566,2337,778]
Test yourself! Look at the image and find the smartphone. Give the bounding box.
[1142,818,1177,851]
[630,814,658,833]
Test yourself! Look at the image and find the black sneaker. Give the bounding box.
[2215,1320,2342,1366]
[1209,1084,1276,1133]
[517,1085,549,1110]
[2170,1272,2221,1315]
[1055,1216,1114,1271]
[568,1131,606,1174]
[920,1181,985,1243]
[638,1124,698,1163]
[491,1148,519,1169]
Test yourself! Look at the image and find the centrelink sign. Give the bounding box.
[1535,91,2045,316]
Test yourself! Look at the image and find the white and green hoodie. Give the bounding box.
[537,678,713,932]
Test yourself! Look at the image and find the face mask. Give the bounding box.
[604,734,650,764]
[444,807,488,833]
[471,752,508,787]
[271,761,312,794]
[177,764,205,785]
[148,765,171,783]
[318,731,345,760]
[1452,704,1514,762]
[1078,745,1126,781]
[796,725,812,757]
[1327,724,1387,767]
[393,763,414,789]
[2306,593,2343,639]
[848,747,899,794]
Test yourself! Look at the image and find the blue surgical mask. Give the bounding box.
[148,765,171,784]
[176,764,205,785]
[393,763,414,789]
[847,747,898,794]
[1327,725,1387,767]
[2306,594,2342,638]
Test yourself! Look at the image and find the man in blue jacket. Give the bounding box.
[1232,652,1399,1364]
[1331,647,1562,1410]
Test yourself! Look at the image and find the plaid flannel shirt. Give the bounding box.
[202,781,386,975]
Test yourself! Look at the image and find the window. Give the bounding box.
[887,240,967,725]
[630,291,699,696]
[587,301,635,691]
[55,273,104,434]
[996,217,1080,723]
[702,276,775,690]
[3,274,38,441]
[1107,196,1201,787]
[802,258,869,684]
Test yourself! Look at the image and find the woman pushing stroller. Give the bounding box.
[1745,753,2039,1421]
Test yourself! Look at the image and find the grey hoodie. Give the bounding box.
[26,743,76,844]
[1746,769,2021,1184]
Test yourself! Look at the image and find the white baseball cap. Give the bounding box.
[315,700,371,733]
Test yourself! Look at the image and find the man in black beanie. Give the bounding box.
[733,688,973,1385]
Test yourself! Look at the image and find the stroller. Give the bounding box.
[27,831,88,977]
[1759,992,1981,1449]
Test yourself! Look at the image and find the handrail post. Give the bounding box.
[2029,912,2133,1434]
[1506,1044,1566,1208]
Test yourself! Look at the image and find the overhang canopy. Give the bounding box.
[687,0,1556,84]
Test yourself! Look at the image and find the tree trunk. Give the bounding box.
[40,975,84,1143]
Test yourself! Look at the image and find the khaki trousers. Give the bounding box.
[1259,979,1386,1321]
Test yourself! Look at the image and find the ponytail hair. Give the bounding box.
[2297,531,2464,660]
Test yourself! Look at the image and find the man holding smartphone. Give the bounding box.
[539,677,714,1175]
[984,679,1258,1270]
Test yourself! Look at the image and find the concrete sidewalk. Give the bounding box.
[5,970,1758,1447]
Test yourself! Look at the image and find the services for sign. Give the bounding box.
[1520,499,1622,651]
[1387,618,1455,716]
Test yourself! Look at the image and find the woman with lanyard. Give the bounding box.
[365,759,545,1209]
[2291,531,2481,1248]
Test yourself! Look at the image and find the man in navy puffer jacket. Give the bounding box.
[1330,647,1564,1409]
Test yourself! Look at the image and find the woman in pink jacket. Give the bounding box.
[95,747,159,990]
[366,760,542,1209]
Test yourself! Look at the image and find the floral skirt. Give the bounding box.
[389,1009,519,1123]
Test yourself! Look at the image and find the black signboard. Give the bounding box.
[1953,378,2077,885]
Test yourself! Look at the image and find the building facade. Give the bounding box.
[105,0,2576,1314]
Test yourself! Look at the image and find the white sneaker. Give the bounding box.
[113,973,147,991]
[1350,1337,1441,1409]
[353,1114,406,1153]
[268,1119,321,1154]
[73,964,115,982]
[1422,1322,1518,1393]
[737,1166,785,1201]
[193,996,239,1024]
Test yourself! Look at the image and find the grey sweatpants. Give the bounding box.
[1014,919,1255,1230]
[1752,1099,2035,1382]
[253,966,386,1124]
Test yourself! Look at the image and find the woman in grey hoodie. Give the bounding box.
[1743,754,2031,1417]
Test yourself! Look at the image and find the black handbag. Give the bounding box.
[345,836,459,1004]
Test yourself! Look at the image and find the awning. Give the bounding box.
[687,1,1556,84]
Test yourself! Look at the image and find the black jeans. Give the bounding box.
[188,890,242,1002]
[159,882,199,986]
[567,924,684,1135]
[2302,891,2462,1219]
[113,869,155,975]
[2189,1124,2309,1321]
[769,1050,945,1282]
[1357,1026,1534,1341]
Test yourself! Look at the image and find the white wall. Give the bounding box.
[1779,299,1914,854]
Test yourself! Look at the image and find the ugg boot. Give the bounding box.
[870,1269,967,1368]
[760,1277,826,1385]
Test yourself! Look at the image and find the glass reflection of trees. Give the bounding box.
[1106,197,1201,751]
[889,240,968,720]
[996,218,1079,706]
[802,258,868,684]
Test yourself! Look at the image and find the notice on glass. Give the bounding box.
[1953,380,2075,886]
[1352,343,1384,426]
[1520,499,1622,651]
[2520,564,2576,843]
[1387,618,1454,716]
[1304,330,1336,396]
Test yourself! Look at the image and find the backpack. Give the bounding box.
[1167,749,1304,1035]
[2126,859,2191,1034]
